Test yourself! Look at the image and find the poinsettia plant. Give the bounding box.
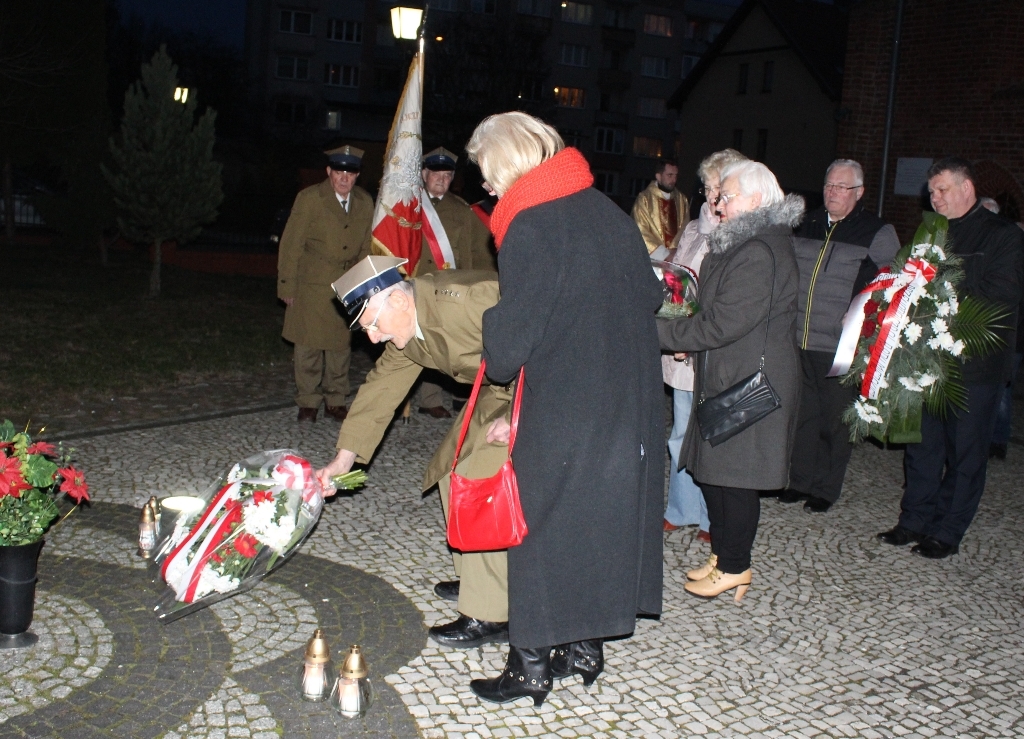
[0,420,89,546]
[832,213,1007,443]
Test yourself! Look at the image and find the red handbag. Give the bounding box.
[446,360,528,552]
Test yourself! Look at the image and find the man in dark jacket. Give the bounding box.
[878,158,1024,558]
[783,160,901,512]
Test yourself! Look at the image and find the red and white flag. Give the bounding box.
[370,47,456,275]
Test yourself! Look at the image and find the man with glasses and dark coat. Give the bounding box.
[782,159,901,512]
[277,145,374,423]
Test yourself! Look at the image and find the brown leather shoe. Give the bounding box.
[697,529,711,543]
[325,405,348,421]
[419,406,452,419]
[663,519,680,532]
[297,407,318,422]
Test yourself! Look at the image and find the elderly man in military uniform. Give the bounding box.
[415,147,497,418]
[631,158,690,256]
[316,255,511,648]
[277,145,374,422]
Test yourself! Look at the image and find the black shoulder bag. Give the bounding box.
[694,241,781,447]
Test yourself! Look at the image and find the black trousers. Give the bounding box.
[788,349,857,503]
[701,484,759,574]
[899,383,1001,546]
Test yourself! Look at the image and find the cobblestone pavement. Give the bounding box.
[0,384,1022,738]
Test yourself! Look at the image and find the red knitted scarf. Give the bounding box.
[489,147,594,248]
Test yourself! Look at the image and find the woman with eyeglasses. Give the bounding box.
[662,149,747,542]
[658,160,803,601]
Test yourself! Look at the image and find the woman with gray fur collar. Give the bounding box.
[657,161,803,601]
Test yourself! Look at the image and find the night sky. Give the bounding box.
[117,0,247,48]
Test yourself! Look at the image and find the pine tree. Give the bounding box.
[103,46,223,297]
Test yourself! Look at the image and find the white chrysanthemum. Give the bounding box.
[932,318,948,334]
[936,302,950,317]
[951,339,965,356]
[884,285,899,303]
[904,322,923,344]
[918,373,938,387]
[252,517,296,552]
[927,337,940,350]
[227,464,245,483]
[243,499,278,533]
[899,376,922,392]
[947,295,959,314]
[912,244,929,257]
[194,568,240,599]
[937,332,955,351]
[855,399,885,424]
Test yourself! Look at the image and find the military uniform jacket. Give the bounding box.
[416,193,497,275]
[335,271,512,491]
[631,182,690,254]
[277,180,373,350]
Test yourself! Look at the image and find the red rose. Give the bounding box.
[58,466,89,503]
[0,452,31,499]
[233,533,260,559]
[863,300,881,316]
[861,319,878,337]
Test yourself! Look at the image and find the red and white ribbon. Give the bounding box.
[829,256,938,400]
[420,190,456,270]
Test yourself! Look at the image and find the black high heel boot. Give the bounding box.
[469,645,552,706]
[550,639,603,686]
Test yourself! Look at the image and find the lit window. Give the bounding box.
[279,10,313,34]
[327,19,362,43]
[325,110,342,130]
[517,0,552,17]
[638,97,666,119]
[561,2,593,25]
[640,56,669,78]
[325,63,360,88]
[643,14,672,37]
[594,127,624,154]
[554,86,585,108]
[559,44,589,67]
[633,136,663,158]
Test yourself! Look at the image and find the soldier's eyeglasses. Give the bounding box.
[358,299,388,333]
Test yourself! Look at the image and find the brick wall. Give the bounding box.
[837,0,1024,240]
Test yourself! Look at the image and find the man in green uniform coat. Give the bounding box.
[415,147,497,419]
[277,145,373,423]
[316,256,511,648]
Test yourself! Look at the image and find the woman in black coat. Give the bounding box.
[465,112,664,707]
[658,161,802,601]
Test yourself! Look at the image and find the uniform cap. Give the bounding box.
[332,255,409,322]
[422,147,458,171]
[325,145,364,171]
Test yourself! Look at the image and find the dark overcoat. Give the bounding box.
[481,187,664,649]
[657,194,804,490]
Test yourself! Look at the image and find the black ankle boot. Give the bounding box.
[469,645,552,706]
[550,639,603,686]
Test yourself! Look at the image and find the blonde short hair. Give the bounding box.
[465,112,564,196]
[719,160,785,207]
[697,148,747,186]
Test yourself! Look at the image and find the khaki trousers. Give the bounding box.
[419,380,445,409]
[438,473,509,622]
[294,343,351,408]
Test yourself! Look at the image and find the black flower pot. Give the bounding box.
[0,539,44,649]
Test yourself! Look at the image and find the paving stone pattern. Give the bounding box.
[0,390,1022,738]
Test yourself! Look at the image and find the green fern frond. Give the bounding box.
[926,354,967,418]
[951,296,1009,358]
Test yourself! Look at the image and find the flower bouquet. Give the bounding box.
[829,213,1008,443]
[152,449,366,622]
[0,420,89,545]
[652,260,700,318]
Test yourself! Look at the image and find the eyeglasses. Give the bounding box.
[824,183,862,192]
[357,298,388,333]
[715,192,742,205]
[698,185,720,198]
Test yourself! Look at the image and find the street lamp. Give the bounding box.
[390,7,423,40]
[174,87,189,104]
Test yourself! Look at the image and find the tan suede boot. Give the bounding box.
[684,567,751,602]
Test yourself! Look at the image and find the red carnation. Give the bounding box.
[0,452,30,498]
[861,319,878,338]
[863,300,881,316]
[252,489,274,505]
[233,533,260,559]
[58,467,89,503]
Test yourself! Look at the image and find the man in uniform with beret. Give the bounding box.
[415,147,497,418]
[277,145,374,422]
[315,255,512,648]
